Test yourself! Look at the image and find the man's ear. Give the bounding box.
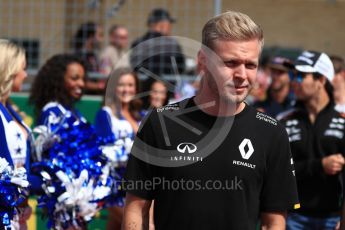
[197,49,207,72]
[316,75,327,91]
[319,75,327,86]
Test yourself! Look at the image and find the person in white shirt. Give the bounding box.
[100,25,130,75]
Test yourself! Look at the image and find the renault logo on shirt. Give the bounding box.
[233,139,256,169]
[238,138,254,160]
[177,143,197,154]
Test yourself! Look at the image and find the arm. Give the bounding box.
[122,193,152,230]
[321,154,345,175]
[36,103,65,125]
[261,212,286,230]
[94,109,114,141]
[260,127,299,226]
[293,154,344,180]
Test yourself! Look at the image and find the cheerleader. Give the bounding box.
[94,67,144,230]
[0,40,35,230]
[29,54,93,230]
[29,54,86,126]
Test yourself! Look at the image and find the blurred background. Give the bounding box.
[1,0,344,91]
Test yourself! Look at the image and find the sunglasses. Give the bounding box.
[288,71,308,83]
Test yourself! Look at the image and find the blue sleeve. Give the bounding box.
[37,106,64,125]
[94,109,114,143]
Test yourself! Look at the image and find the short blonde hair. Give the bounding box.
[0,40,25,100]
[202,11,264,50]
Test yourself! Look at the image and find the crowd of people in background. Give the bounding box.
[1,7,345,230]
[69,8,345,120]
[72,8,188,104]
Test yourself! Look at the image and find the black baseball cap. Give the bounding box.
[268,56,291,72]
[147,8,176,25]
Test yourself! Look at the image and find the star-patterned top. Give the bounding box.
[0,102,29,169]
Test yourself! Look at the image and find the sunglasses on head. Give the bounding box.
[288,71,308,83]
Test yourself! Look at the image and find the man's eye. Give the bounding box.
[224,61,239,68]
[245,63,257,69]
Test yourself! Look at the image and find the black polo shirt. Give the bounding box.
[278,102,345,217]
[125,97,299,230]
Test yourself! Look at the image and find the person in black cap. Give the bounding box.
[278,50,345,229]
[130,8,185,108]
[146,8,176,35]
[254,56,295,118]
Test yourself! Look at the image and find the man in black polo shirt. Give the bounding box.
[123,11,299,230]
[278,50,345,229]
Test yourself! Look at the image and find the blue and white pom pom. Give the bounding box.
[32,112,120,229]
[0,157,29,229]
[99,130,134,207]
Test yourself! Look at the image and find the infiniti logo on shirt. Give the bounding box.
[177,143,197,154]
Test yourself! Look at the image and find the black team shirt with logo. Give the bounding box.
[125,97,299,230]
[279,101,345,217]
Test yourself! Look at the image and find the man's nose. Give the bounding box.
[234,64,246,79]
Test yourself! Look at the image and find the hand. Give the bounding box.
[18,205,32,224]
[322,154,345,175]
[335,221,340,230]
